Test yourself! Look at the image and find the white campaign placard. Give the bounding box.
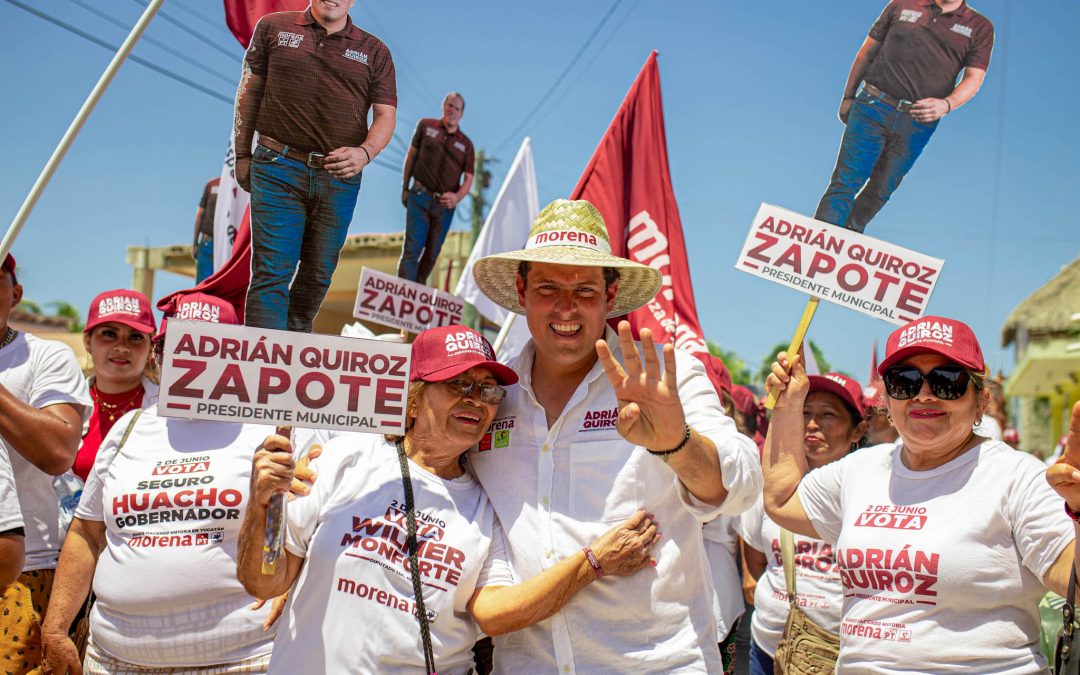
[353,267,465,334]
[734,203,945,325]
[158,321,411,433]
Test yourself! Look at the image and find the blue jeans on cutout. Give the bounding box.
[246,143,362,332]
[748,639,774,675]
[396,189,455,284]
[814,87,939,232]
[195,235,214,284]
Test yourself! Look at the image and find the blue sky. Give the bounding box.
[1,0,1077,384]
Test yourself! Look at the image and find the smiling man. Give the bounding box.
[233,0,397,332]
[469,200,762,672]
[397,92,475,284]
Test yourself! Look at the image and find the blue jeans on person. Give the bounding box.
[814,87,939,232]
[397,189,455,284]
[748,639,774,675]
[195,235,214,284]
[246,143,362,332]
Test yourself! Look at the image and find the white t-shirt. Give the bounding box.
[798,441,1074,673]
[702,514,745,642]
[271,434,514,675]
[736,497,843,656]
[76,408,272,667]
[0,332,91,570]
[0,447,21,533]
[469,331,763,674]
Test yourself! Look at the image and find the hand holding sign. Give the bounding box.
[596,321,687,451]
[1046,402,1080,512]
[765,349,809,412]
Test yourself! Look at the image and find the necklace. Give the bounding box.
[0,328,16,350]
[92,382,144,422]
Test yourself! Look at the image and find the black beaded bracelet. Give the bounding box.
[647,424,691,457]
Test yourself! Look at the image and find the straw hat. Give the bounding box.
[472,199,662,317]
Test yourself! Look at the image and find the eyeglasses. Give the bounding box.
[882,365,970,401]
[442,378,507,404]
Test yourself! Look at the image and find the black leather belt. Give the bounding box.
[258,135,326,169]
[863,83,913,113]
[411,180,442,198]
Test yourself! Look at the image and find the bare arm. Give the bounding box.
[1043,402,1080,597]
[192,206,205,253]
[743,540,768,581]
[1044,535,1077,598]
[232,64,265,192]
[0,396,83,475]
[325,104,398,179]
[911,67,987,124]
[468,511,659,636]
[236,435,305,600]
[440,171,474,209]
[838,36,882,123]
[401,145,417,205]
[40,517,106,674]
[362,103,397,159]
[0,530,23,588]
[761,351,820,538]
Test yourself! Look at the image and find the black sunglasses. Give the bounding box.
[882,365,970,401]
[443,378,506,404]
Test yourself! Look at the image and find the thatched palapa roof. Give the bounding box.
[1002,255,1080,347]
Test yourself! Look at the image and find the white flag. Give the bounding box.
[803,335,822,376]
[454,138,538,360]
[213,135,250,271]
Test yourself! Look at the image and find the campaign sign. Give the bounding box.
[158,321,411,433]
[734,204,945,325]
[354,267,465,334]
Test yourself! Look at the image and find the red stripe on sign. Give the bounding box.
[381,421,401,428]
[742,262,759,270]
[166,403,191,410]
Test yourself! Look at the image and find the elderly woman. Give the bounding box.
[739,372,866,675]
[763,316,1078,672]
[40,293,281,674]
[73,290,159,482]
[237,325,661,674]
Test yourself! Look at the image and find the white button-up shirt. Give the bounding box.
[469,331,762,673]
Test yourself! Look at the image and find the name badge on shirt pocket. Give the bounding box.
[568,440,638,524]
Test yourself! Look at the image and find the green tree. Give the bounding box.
[46,301,83,333]
[755,340,833,384]
[16,299,42,315]
[706,341,752,386]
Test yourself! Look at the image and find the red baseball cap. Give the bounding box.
[1,254,15,285]
[878,315,984,375]
[154,292,239,343]
[85,289,156,335]
[807,372,866,418]
[699,354,733,397]
[410,325,518,386]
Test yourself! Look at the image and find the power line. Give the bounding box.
[67,0,238,85]
[4,0,234,104]
[494,0,624,154]
[358,7,439,105]
[129,0,241,62]
[166,0,236,41]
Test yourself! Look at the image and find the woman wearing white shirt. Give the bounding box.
[740,372,866,675]
[238,325,662,675]
[764,316,1079,672]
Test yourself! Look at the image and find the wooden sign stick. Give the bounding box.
[764,296,821,410]
[261,425,292,575]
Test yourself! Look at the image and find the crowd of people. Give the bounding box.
[5,0,1077,674]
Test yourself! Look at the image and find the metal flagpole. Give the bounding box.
[0,0,166,260]
[492,312,517,357]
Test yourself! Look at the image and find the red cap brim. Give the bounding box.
[414,359,519,386]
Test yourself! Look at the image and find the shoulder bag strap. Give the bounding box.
[780,528,797,608]
[395,439,438,675]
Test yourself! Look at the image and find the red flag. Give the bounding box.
[869,339,881,385]
[224,0,309,48]
[158,208,251,319]
[570,51,710,362]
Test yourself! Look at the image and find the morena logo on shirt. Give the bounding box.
[276,31,303,48]
[478,417,514,452]
[98,295,143,317]
[896,320,953,348]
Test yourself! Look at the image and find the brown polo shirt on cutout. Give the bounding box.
[196,177,220,238]
[245,9,397,153]
[865,0,993,102]
[409,118,475,195]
